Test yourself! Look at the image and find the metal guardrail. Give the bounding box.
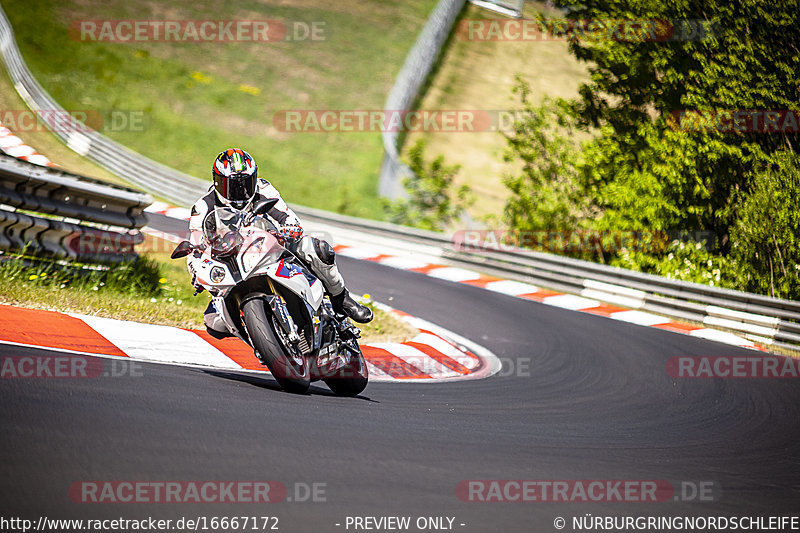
[0,155,150,261]
[0,208,143,262]
[469,0,524,18]
[0,2,797,350]
[0,155,150,228]
[447,248,800,348]
[378,0,467,198]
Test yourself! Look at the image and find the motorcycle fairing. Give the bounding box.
[192,254,237,289]
[261,258,324,310]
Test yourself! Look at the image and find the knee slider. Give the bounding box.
[312,237,336,266]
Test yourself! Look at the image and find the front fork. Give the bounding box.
[238,277,302,346]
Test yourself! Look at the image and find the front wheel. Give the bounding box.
[324,339,369,396]
[242,297,310,394]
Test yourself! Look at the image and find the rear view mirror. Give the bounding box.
[252,197,279,216]
[170,240,194,259]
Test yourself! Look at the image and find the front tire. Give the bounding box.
[241,297,310,394]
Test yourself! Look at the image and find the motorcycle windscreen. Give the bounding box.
[203,208,244,256]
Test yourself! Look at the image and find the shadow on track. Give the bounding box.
[201,369,379,402]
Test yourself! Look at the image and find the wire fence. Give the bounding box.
[378,0,467,198]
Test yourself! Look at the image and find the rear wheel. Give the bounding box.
[324,338,369,396]
[241,297,309,394]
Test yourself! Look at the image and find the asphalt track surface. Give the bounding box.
[2,215,800,532]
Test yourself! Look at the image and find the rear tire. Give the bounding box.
[324,340,369,396]
[241,297,310,394]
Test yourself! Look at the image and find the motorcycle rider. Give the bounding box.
[188,148,373,338]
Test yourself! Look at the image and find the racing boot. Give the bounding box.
[204,301,235,339]
[330,289,373,323]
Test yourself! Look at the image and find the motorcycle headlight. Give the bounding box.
[209,266,226,283]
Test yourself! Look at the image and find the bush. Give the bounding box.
[613,240,739,288]
[502,78,592,234]
[384,139,473,231]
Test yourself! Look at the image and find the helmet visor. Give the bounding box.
[218,173,256,208]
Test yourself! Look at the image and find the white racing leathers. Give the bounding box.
[188,179,346,332]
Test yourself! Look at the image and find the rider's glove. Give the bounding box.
[279,224,303,244]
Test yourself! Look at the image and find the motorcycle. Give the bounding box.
[170,198,368,395]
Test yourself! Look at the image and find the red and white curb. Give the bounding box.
[0,122,55,167]
[146,201,192,221]
[0,304,501,383]
[144,206,767,353]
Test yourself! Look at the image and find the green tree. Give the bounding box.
[384,139,473,231]
[501,0,800,297]
[559,0,799,245]
[730,151,800,299]
[502,79,594,234]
